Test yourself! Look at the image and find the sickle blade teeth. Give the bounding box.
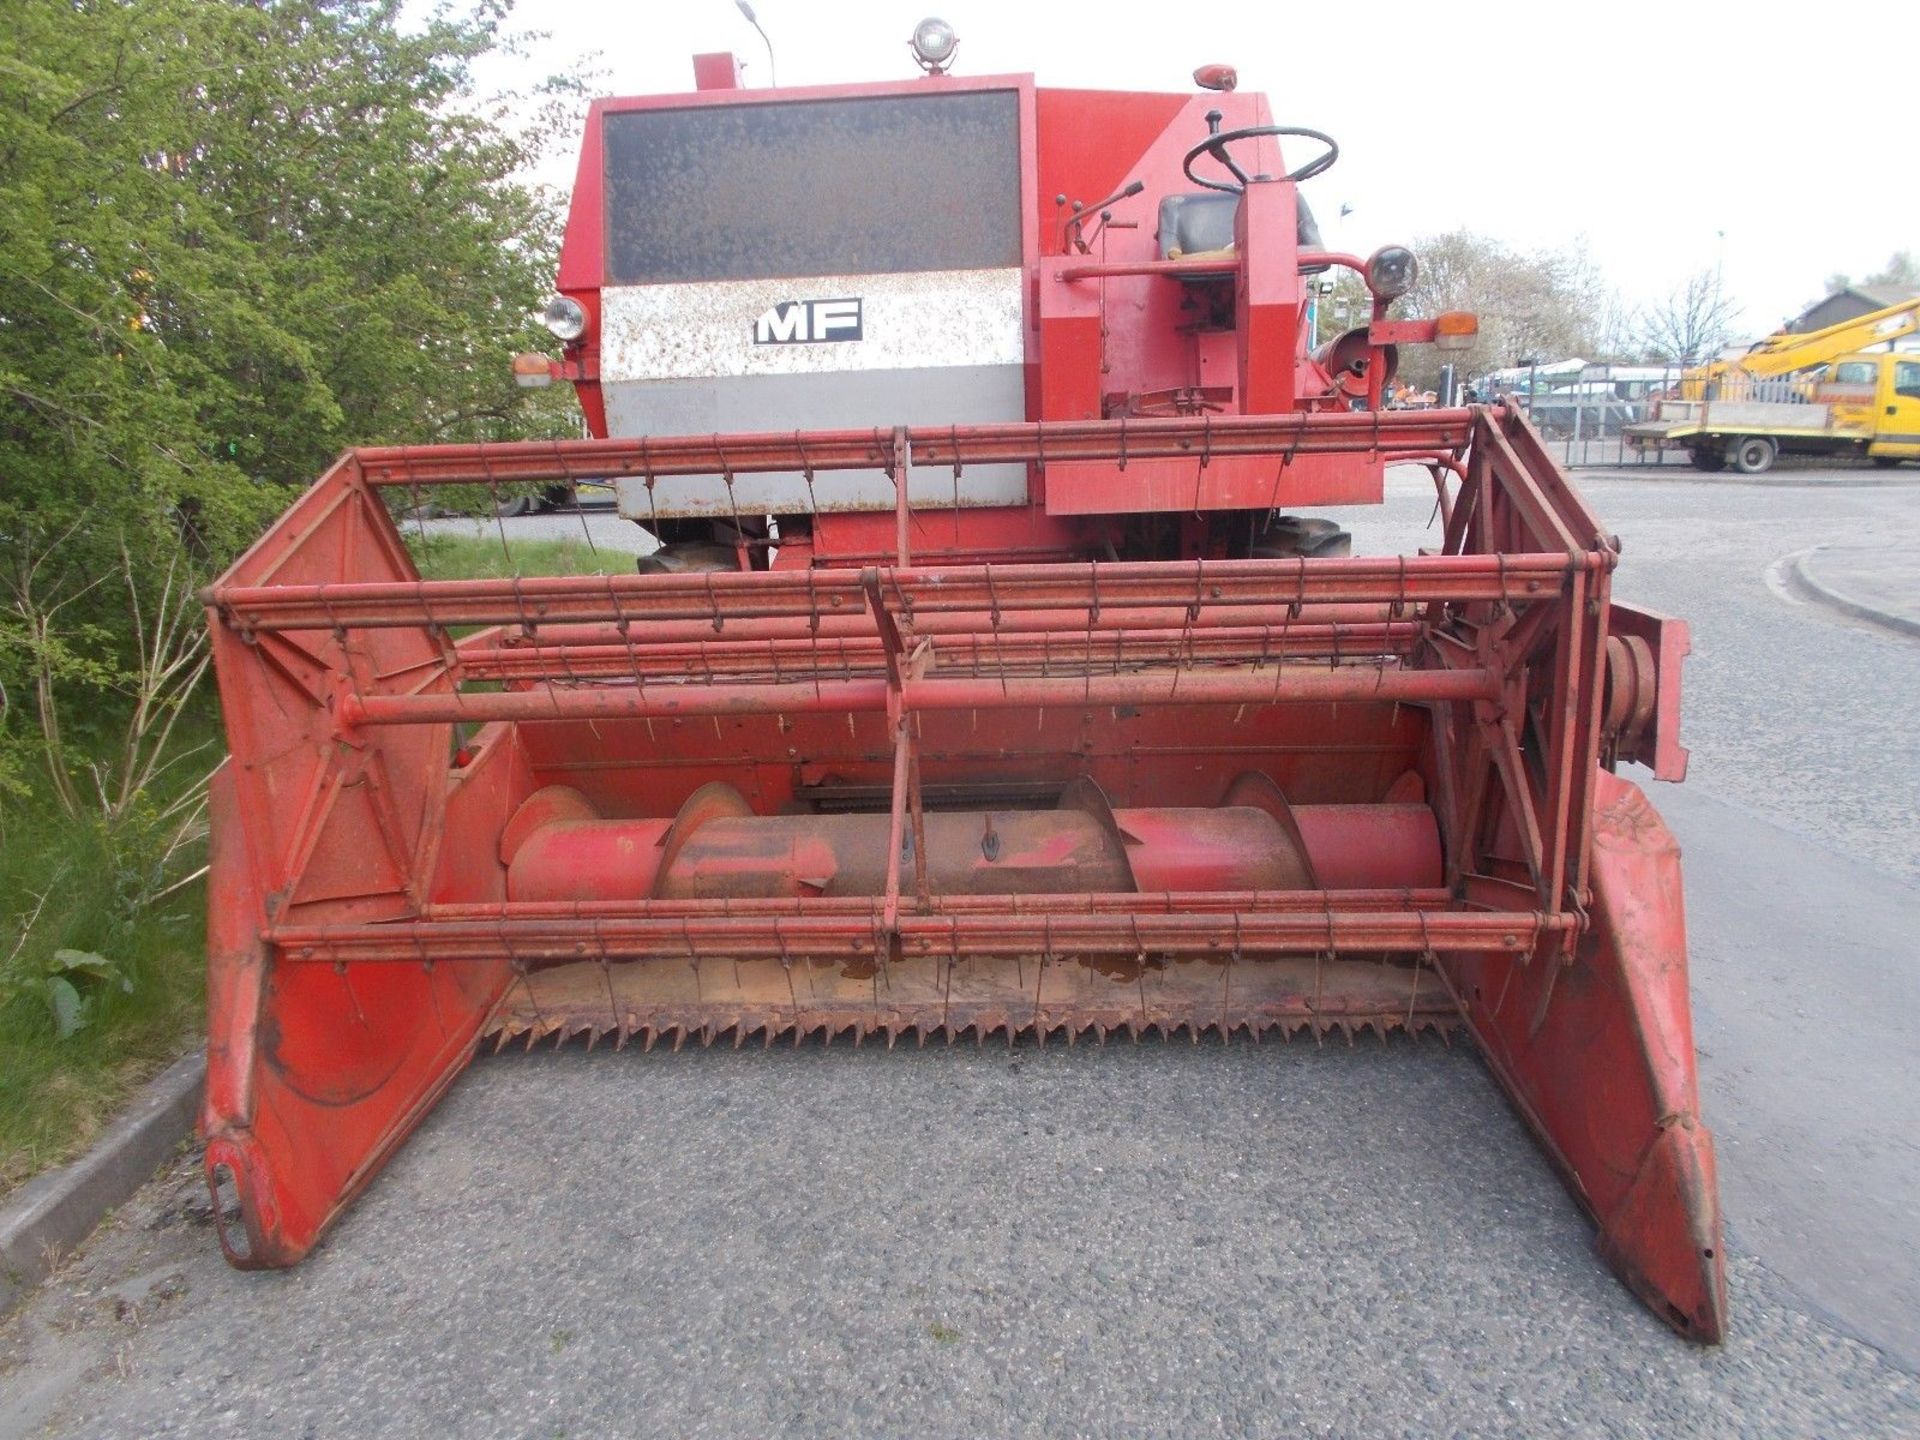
[484,958,1457,1064]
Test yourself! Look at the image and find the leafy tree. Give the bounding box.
[1822,251,1919,297]
[0,0,578,813]
[1875,252,1920,290]
[1635,268,1742,369]
[1394,230,1617,388]
[1311,268,1372,346]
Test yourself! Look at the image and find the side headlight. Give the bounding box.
[1365,246,1418,300]
[542,294,587,342]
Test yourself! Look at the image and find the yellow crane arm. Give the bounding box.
[1734,295,1920,377]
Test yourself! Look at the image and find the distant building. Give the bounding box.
[1785,284,1919,335]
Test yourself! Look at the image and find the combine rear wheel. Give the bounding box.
[636,542,738,574]
[493,484,572,517]
[1251,515,1352,559]
[1730,435,1777,475]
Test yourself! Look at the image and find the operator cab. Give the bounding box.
[1155,109,1331,268]
[520,21,1475,568]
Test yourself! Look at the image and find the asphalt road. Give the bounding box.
[4,469,1919,1439]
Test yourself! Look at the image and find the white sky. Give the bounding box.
[473,0,1918,337]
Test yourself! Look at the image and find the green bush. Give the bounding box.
[0,0,587,1187]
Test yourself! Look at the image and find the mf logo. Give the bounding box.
[753,297,863,345]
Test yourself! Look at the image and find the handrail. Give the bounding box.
[1055,248,1368,284]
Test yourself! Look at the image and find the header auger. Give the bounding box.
[201,28,1723,1342]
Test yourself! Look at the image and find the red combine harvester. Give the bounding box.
[201,24,1723,1340]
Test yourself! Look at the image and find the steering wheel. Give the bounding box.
[1182,122,1339,193]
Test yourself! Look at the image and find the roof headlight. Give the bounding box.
[910,17,958,73]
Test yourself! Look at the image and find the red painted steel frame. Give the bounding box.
[202,405,1722,1342]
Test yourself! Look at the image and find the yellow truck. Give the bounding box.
[1626,297,1920,473]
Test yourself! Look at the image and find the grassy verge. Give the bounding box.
[0,533,610,1197]
[404,530,615,582]
[0,533,615,1196]
[0,797,207,1197]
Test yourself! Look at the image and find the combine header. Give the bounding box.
[201,26,1724,1341]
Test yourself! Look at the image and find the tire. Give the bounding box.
[494,494,533,518]
[1689,446,1727,473]
[1872,456,1902,469]
[1730,435,1777,475]
[1251,515,1353,559]
[636,541,738,575]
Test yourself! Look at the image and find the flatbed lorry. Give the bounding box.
[1626,297,1920,473]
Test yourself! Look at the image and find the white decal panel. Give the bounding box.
[600,268,1025,381]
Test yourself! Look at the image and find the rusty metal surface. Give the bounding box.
[499,782,1429,906]
[348,409,1482,486]
[1439,769,1725,1341]
[270,900,1552,965]
[485,952,1457,1051]
[338,662,1504,728]
[211,549,1592,633]
[455,618,1421,682]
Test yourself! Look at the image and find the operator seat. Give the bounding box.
[1156,191,1328,271]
